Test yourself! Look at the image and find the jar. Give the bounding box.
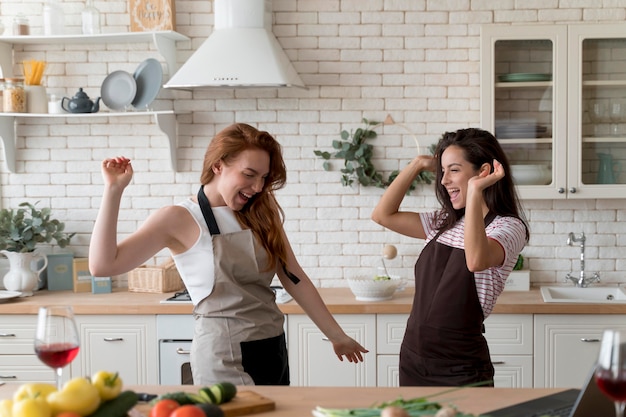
[0,78,5,112]
[3,78,26,113]
[44,0,65,35]
[13,14,30,36]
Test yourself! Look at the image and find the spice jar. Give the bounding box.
[3,78,26,113]
[0,79,5,112]
[13,14,30,36]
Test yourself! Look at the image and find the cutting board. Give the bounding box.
[134,391,275,417]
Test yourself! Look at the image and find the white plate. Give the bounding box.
[132,58,163,110]
[0,290,23,301]
[101,70,137,111]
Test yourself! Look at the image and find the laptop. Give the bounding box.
[486,364,614,417]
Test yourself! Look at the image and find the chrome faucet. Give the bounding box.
[564,232,600,287]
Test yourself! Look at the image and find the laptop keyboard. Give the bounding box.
[529,405,573,417]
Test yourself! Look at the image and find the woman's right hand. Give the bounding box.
[101,157,133,189]
[413,154,436,174]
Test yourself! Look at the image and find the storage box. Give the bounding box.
[128,258,183,293]
[92,276,112,294]
[47,253,74,291]
[72,258,92,293]
[504,270,530,291]
[129,0,176,32]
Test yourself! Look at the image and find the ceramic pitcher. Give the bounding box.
[0,250,48,296]
[597,153,621,184]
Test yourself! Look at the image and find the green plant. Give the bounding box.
[0,202,75,253]
[314,118,433,192]
[513,254,524,271]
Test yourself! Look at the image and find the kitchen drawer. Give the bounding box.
[0,315,38,355]
[376,314,408,355]
[492,355,533,388]
[484,314,533,355]
[0,355,55,383]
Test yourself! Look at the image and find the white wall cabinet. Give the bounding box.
[481,23,626,199]
[534,314,626,388]
[0,31,189,173]
[287,314,377,387]
[0,315,60,384]
[70,315,157,385]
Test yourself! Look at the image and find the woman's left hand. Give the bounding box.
[469,159,505,192]
[331,335,369,363]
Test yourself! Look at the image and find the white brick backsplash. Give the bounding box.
[1,1,625,286]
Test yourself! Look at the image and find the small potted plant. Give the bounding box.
[0,202,74,296]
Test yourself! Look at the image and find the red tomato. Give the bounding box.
[149,399,180,417]
[56,412,82,417]
[169,405,206,417]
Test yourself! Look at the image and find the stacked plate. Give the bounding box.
[495,124,547,139]
[497,73,552,82]
[101,58,163,111]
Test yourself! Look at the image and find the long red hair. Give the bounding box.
[200,123,288,270]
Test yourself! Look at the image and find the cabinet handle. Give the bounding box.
[176,348,190,355]
[580,338,600,342]
[0,333,16,338]
[321,337,330,341]
[0,376,17,380]
[103,337,124,342]
[569,187,577,194]
[492,361,505,365]
[558,188,565,194]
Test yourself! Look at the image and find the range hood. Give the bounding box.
[164,0,305,89]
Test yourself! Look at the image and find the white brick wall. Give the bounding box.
[0,1,625,288]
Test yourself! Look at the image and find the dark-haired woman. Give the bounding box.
[371,127,529,387]
[90,123,368,386]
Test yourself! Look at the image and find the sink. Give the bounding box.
[540,286,626,303]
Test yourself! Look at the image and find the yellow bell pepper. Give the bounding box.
[12,398,51,417]
[0,399,13,417]
[13,384,57,402]
[47,377,100,417]
[91,371,123,401]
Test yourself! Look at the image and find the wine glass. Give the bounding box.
[34,306,80,390]
[595,329,626,417]
[609,99,626,136]
[588,99,609,137]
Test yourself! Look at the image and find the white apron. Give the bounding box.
[190,187,287,385]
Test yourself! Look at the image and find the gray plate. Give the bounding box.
[132,58,163,109]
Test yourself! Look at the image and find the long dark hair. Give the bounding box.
[433,128,529,240]
[200,123,288,269]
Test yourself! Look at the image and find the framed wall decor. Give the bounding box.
[130,0,176,32]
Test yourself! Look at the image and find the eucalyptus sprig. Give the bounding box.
[314,118,433,193]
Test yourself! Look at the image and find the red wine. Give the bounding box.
[35,343,79,368]
[595,370,626,402]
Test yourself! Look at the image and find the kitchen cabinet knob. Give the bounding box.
[580,338,600,342]
[176,348,190,355]
[0,333,16,338]
[569,187,577,193]
[0,376,17,379]
[103,337,124,342]
[558,188,565,194]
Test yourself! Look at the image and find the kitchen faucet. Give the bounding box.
[564,232,600,287]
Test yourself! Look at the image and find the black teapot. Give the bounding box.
[61,88,101,113]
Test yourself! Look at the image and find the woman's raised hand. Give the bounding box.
[101,156,133,189]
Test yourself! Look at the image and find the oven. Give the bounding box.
[157,287,292,385]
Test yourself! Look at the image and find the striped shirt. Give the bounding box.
[420,212,527,317]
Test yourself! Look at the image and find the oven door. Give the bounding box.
[159,340,193,385]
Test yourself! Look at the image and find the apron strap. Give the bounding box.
[197,186,221,235]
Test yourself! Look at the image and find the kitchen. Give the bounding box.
[1,0,626,412]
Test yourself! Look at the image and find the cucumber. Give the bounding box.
[198,387,217,404]
[215,382,237,403]
[151,391,197,405]
[196,403,224,417]
[88,390,139,417]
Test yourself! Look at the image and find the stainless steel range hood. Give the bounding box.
[164,0,305,90]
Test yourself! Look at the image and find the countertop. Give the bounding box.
[1,287,626,315]
[0,383,568,416]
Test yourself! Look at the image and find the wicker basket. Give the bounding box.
[128,258,184,293]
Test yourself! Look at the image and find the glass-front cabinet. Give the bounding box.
[481,24,626,199]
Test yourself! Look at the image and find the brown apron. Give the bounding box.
[190,187,289,386]
[399,212,497,386]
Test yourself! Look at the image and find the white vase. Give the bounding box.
[1,250,48,296]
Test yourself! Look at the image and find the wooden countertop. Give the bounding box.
[0,383,568,416]
[1,287,626,315]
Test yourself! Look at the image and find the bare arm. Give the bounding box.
[275,228,369,363]
[464,159,506,272]
[371,156,436,239]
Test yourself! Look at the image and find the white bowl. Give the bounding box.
[511,164,551,185]
[347,276,402,301]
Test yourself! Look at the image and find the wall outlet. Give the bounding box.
[504,270,530,291]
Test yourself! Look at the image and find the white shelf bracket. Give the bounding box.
[0,117,17,173]
[154,113,178,171]
[152,33,178,77]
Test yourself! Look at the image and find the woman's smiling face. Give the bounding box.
[212,148,270,210]
[440,145,480,210]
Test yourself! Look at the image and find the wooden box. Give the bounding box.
[129,0,176,32]
[128,258,183,293]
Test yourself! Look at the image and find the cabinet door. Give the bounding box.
[70,315,157,385]
[534,314,626,388]
[376,355,400,387]
[491,355,533,388]
[567,24,626,198]
[481,24,568,199]
[287,314,376,387]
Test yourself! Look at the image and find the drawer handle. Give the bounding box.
[103,337,124,342]
[322,337,329,342]
[0,376,17,380]
[492,361,505,365]
[176,348,190,355]
[0,333,16,338]
[581,338,600,343]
